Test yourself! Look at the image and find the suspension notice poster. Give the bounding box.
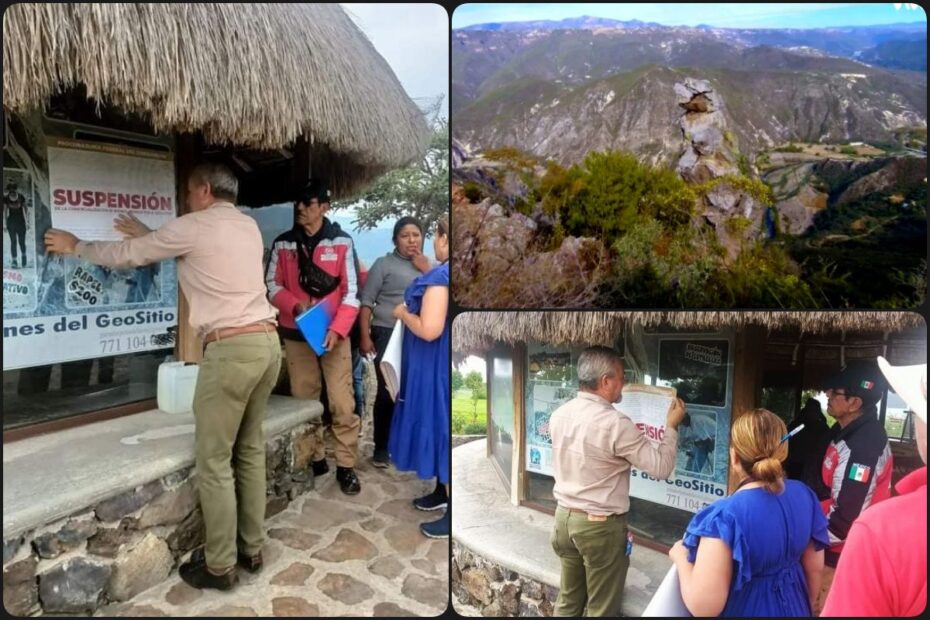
[2,135,178,370]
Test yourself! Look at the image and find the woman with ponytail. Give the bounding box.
[668,409,830,617]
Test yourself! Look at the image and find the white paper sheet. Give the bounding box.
[642,565,692,617]
[381,319,404,401]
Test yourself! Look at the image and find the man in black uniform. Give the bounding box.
[4,182,29,268]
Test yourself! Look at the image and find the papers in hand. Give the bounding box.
[642,565,691,617]
[381,319,404,401]
[295,303,333,357]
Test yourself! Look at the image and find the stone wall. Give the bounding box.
[452,540,558,617]
[2,421,322,617]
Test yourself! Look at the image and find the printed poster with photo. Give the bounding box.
[624,338,733,512]
[617,337,734,513]
[525,345,581,476]
[3,168,38,313]
[47,138,176,311]
[3,132,178,371]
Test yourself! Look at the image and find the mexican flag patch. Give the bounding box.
[860,380,875,390]
[848,463,872,483]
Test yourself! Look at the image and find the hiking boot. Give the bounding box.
[413,485,448,511]
[311,458,330,477]
[336,466,361,495]
[11,257,18,269]
[371,448,390,469]
[419,510,450,539]
[20,255,26,268]
[180,548,238,591]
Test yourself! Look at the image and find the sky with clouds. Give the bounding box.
[341,3,449,119]
[453,3,927,29]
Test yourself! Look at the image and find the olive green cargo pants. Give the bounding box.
[550,506,630,617]
[193,331,282,570]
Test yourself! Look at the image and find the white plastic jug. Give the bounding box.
[157,361,199,414]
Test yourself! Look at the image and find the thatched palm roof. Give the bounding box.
[453,311,926,353]
[3,4,430,193]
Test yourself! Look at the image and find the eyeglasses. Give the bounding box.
[827,389,848,398]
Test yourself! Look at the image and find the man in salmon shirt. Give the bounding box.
[822,358,927,617]
[265,179,361,495]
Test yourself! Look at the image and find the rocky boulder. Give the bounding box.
[452,193,608,308]
[38,558,111,614]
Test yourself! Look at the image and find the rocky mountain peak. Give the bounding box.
[675,78,766,257]
[675,78,737,183]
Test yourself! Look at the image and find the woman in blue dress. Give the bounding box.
[389,216,450,538]
[668,408,829,617]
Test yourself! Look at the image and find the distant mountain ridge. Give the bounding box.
[460,16,663,31]
[452,22,927,164]
[453,19,927,112]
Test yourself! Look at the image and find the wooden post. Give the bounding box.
[511,342,526,506]
[174,132,202,363]
[728,325,767,494]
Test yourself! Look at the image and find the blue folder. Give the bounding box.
[295,302,333,356]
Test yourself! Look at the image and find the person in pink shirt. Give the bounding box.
[821,357,927,617]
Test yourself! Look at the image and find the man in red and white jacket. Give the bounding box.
[810,361,893,613]
[265,180,362,495]
[823,357,926,617]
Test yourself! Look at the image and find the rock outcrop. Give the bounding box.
[675,78,767,257]
[452,189,608,308]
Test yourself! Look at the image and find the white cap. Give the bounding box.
[877,356,926,424]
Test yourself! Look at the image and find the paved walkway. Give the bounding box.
[97,417,449,617]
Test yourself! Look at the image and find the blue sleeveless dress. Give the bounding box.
[387,262,450,484]
[683,480,830,617]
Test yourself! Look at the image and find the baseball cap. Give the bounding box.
[877,356,926,424]
[825,360,887,408]
[297,179,332,205]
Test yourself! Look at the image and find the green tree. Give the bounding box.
[452,369,464,393]
[340,114,449,234]
[464,371,487,423]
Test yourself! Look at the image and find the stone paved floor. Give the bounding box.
[97,417,449,617]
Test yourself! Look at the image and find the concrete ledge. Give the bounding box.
[3,396,322,539]
[452,439,671,616]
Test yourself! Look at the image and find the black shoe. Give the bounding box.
[11,257,17,269]
[180,549,238,591]
[237,550,263,573]
[20,255,25,268]
[371,449,390,469]
[413,486,448,511]
[419,510,450,539]
[311,459,330,477]
[191,546,259,573]
[336,466,361,495]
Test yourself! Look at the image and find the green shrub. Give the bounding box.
[539,150,695,239]
[775,143,803,153]
[839,146,857,156]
